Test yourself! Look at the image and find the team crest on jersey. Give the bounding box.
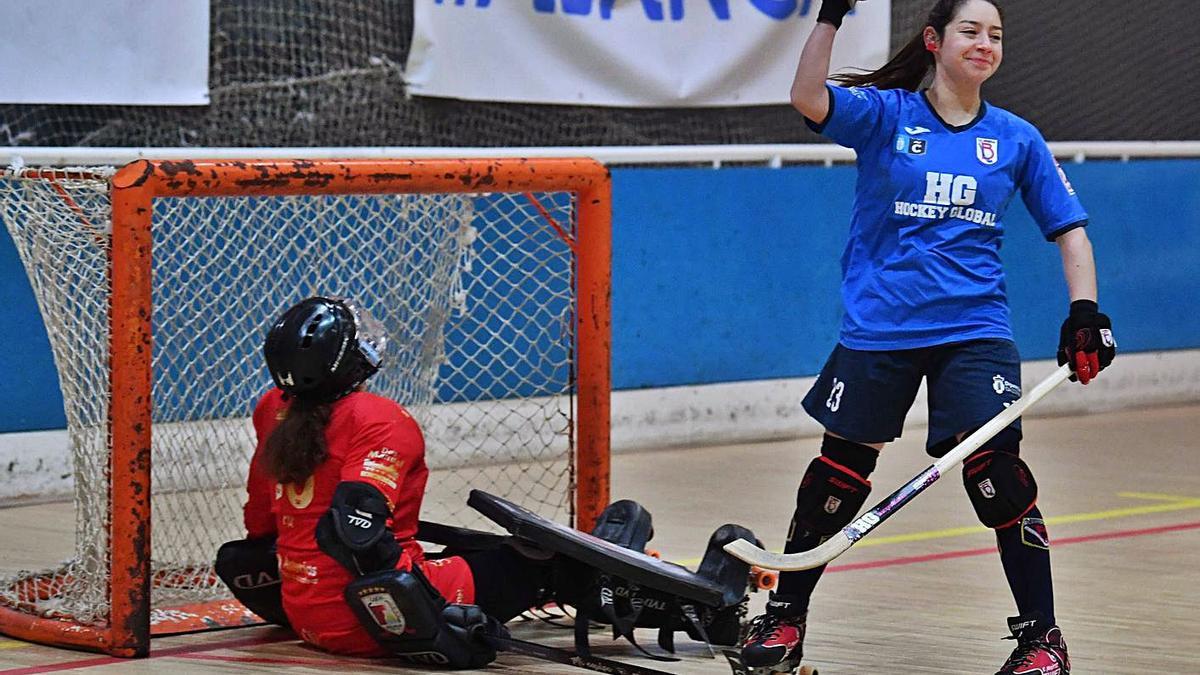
[976,138,999,165]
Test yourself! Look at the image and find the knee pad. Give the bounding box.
[346,568,501,669]
[962,432,1037,529]
[215,536,289,627]
[792,438,874,537]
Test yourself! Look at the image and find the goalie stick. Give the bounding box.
[484,631,675,675]
[724,363,1071,571]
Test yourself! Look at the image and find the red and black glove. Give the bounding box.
[1057,299,1116,384]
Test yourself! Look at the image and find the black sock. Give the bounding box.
[996,506,1055,624]
[772,530,827,615]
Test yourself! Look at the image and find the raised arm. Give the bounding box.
[791,1,854,123]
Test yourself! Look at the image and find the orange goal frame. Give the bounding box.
[0,158,611,656]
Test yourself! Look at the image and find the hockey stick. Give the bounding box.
[723,363,1071,571]
[485,632,676,675]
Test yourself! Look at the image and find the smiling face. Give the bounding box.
[925,0,1004,88]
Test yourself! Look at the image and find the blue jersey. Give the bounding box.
[808,85,1088,350]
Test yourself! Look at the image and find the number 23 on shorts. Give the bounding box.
[826,377,845,412]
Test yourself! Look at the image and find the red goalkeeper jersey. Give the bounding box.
[244,388,475,656]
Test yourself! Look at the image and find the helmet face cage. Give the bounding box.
[337,297,387,371]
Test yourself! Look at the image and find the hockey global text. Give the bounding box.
[894,171,998,227]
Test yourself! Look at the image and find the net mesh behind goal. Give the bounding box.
[0,158,610,653]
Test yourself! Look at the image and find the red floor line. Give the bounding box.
[827,519,1200,573]
[0,634,292,674]
[177,653,344,666]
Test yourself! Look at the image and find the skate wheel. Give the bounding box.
[645,548,661,559]
[750,566,777,591]
[797,667,818,675]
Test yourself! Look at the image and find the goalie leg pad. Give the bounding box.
[962,432,1037,529]
[214,536,289,627]
[346,568,501,669]
[574,523,761,658]
[590,499,654,553]
[468,490,728,608]
[461,545,551,623]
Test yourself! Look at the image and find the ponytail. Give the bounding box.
[831,0,1004,92]
[832,32,933,91]
[263,396,332,485]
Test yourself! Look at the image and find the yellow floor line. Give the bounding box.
[671,492,1200,566]
[857,495,1200,547]
[0,639,30,650]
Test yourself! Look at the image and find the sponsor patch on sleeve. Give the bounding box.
[359,447,404,489]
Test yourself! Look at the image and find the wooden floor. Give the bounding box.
[1,403,1197,674]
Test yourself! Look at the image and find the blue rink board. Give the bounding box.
[2,159,1198,432]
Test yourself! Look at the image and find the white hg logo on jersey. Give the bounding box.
[904,125,931,135]
[976,138,999,165]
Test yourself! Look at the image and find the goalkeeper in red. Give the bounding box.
[738,1,1116,674]
[229,295,540,663]
[219,296,757,669]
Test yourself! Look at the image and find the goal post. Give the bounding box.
[0,158,611,656]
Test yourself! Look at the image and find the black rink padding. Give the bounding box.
[467,490,728,608]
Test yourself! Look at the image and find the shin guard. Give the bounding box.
[791,439,874,538]
[215,536,288,627]
[777,436,875,610]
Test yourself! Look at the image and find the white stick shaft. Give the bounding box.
[724,363,1072,571]
[929,363,1072,477]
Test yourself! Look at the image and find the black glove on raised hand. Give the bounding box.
[817,0,856,28]
[1057,299,1116,384]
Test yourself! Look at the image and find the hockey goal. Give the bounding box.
[0,158,611,656]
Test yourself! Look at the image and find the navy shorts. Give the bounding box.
[801,338,1023,455]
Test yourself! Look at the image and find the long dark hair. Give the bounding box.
[832,0,1004,91]
[263,395,332,484]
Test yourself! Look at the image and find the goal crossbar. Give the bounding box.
[0,157,612,656]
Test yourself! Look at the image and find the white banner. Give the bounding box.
[406,0,890,107]
[0,1,210,106]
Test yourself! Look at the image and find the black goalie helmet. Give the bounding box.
[263,296,387,403]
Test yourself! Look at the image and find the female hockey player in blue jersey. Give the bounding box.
[737,1,1116,674]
